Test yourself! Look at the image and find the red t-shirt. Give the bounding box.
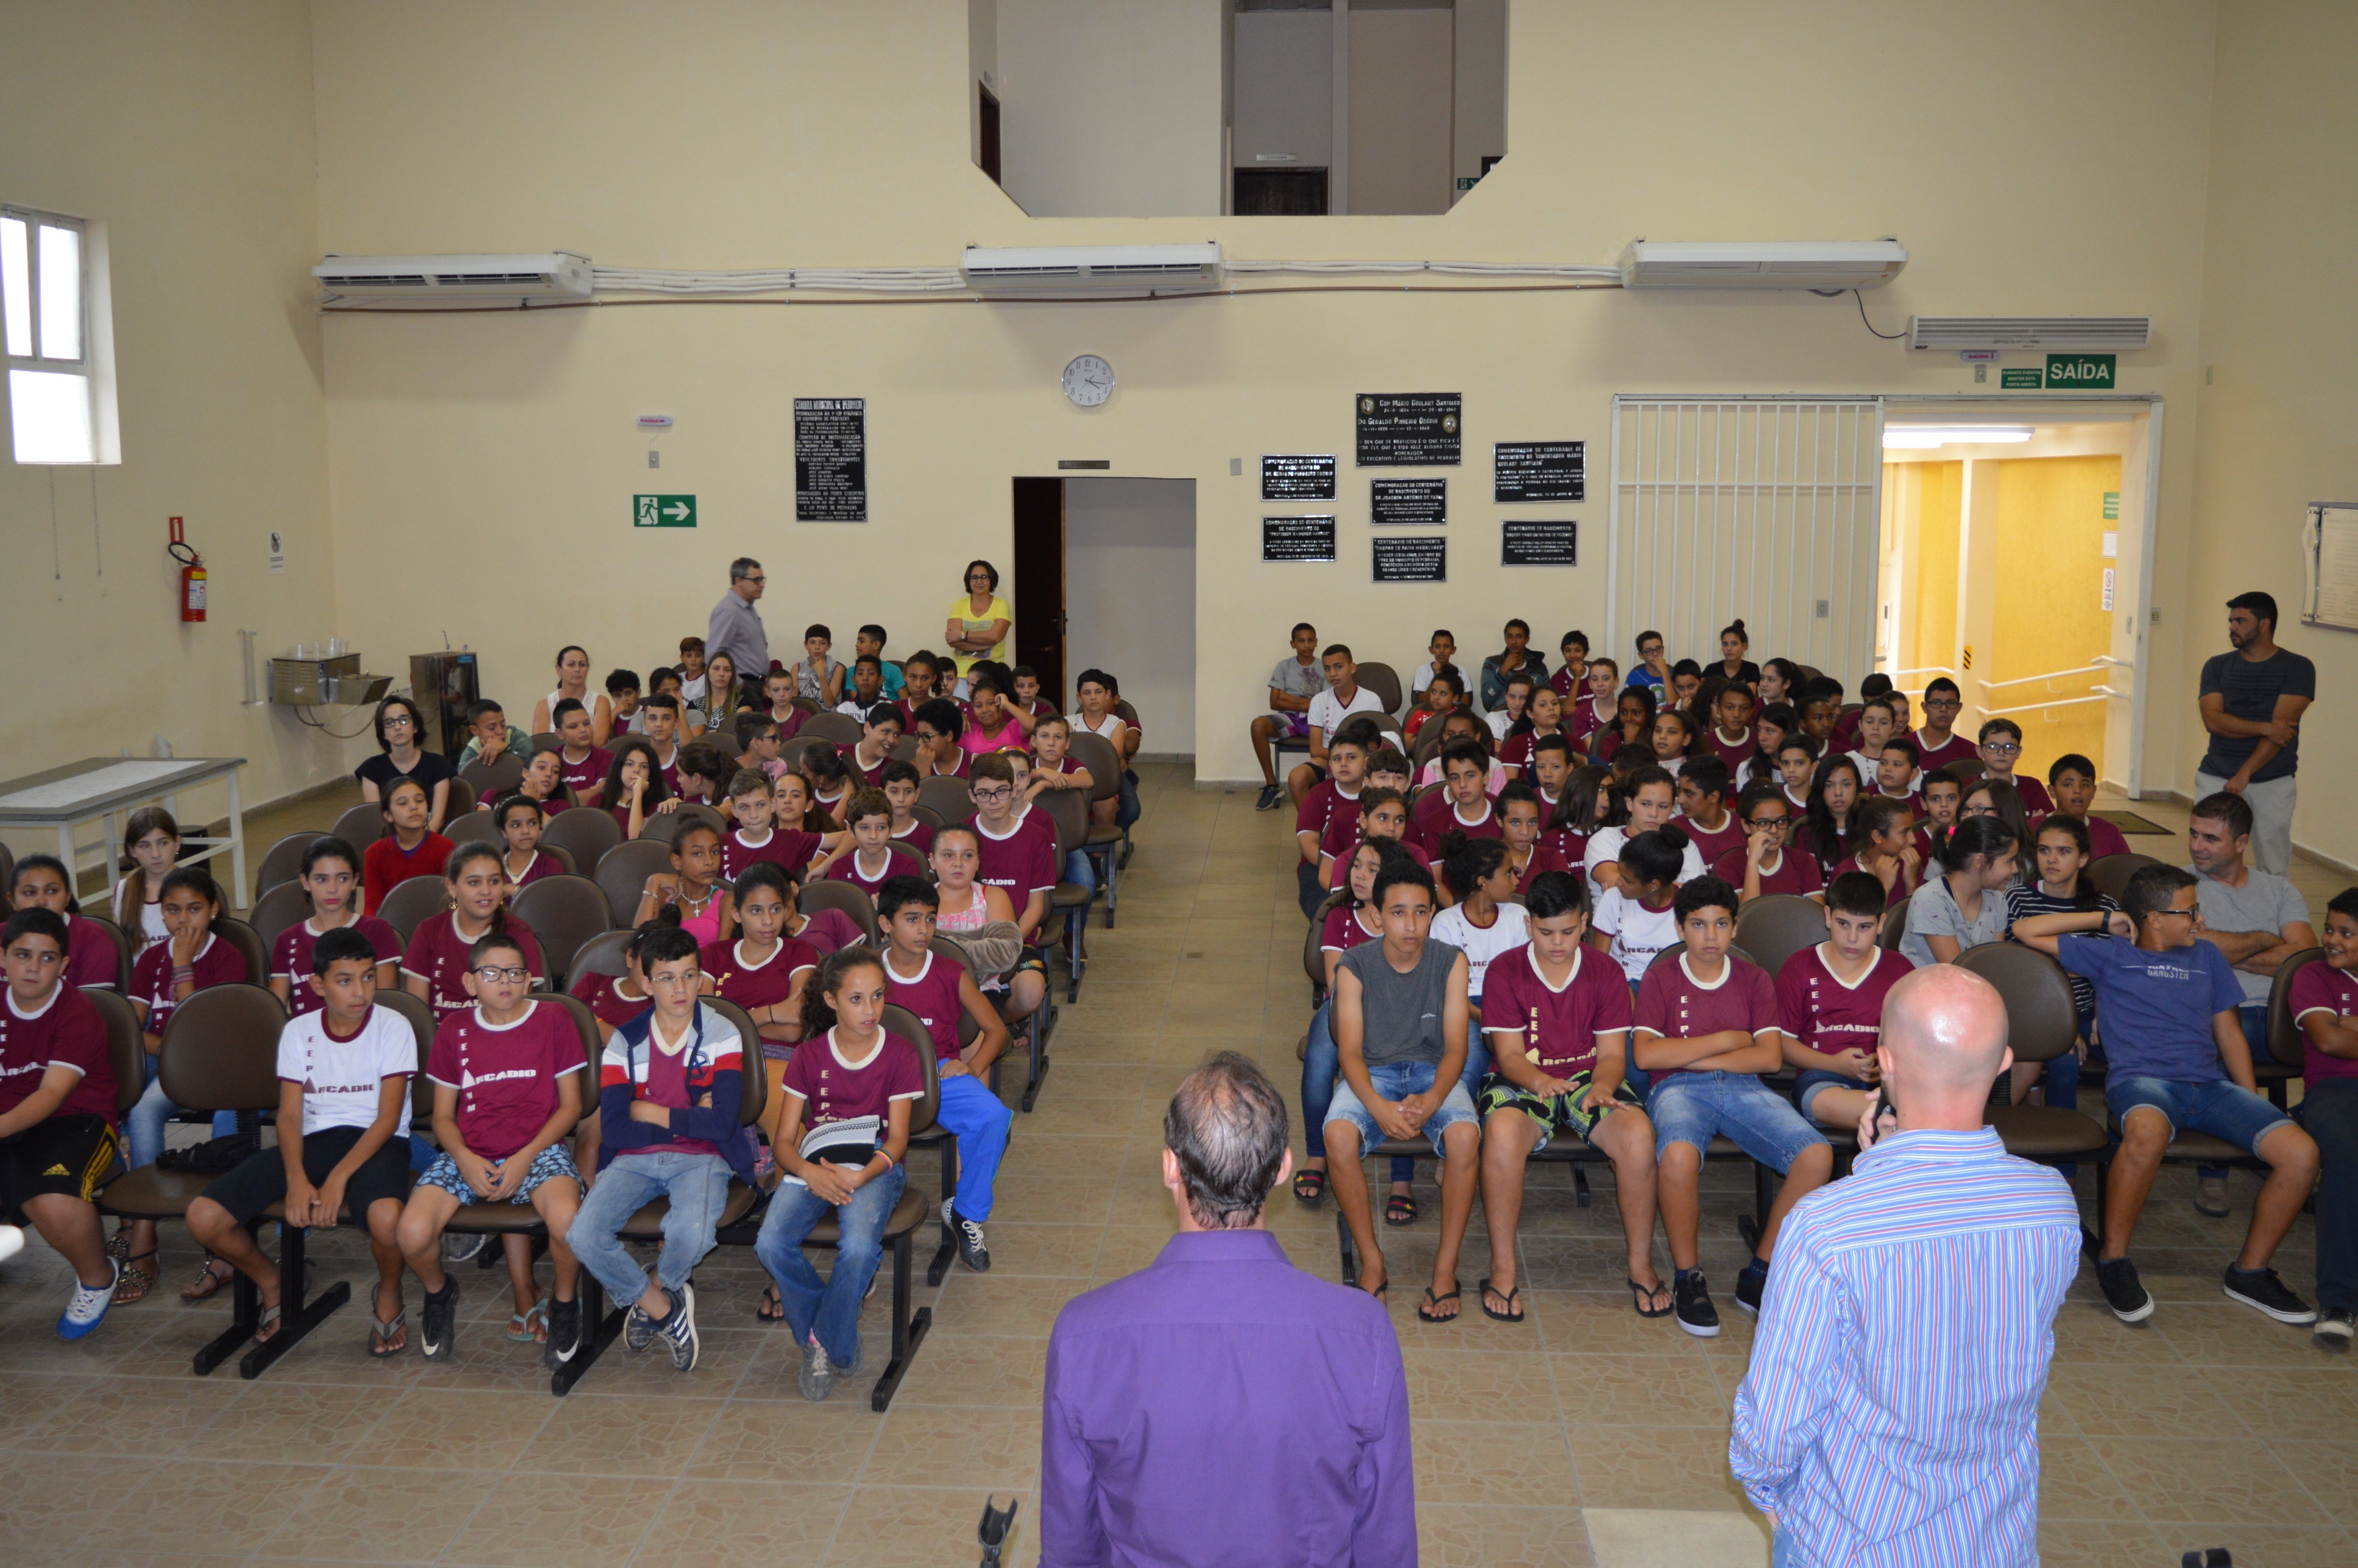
[2288,962,2358,1084]
[2034,811,2131,861]
[891,821,936,858]
[1481,944,1632,1075]
[363,833,453,915]
[973,815,1058,909]
[273,916,403,1018]
[559,746,612,801]
[0,983,118,1124]
[1829,856,1911,909]
[425,1000,579,1160]
[1776,945,1916,1070]
[779,1027,927,1166]
[719,827,824,883]
[401,913,546,1023]
[506,850,565,890]
[1710,846,1827,900]
[130,932,252,1039]
[1320,903,1381,958]
[1296,781,1364,847]
[1675,810,1745,871]
[1633,952,1779,1081]
[569,970,652,1033]
[883,948,969,1062]
[63,916,121,991]
[1911,731,1977,774]
[1703,726,1757,775]
[825,848,903,898]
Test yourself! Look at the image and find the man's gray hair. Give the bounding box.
[1163,1053,1290,1229]
[729,556,763,581]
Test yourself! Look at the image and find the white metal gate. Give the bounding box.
[1608,397,1884,677]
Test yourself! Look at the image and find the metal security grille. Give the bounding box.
[1607,397,1883,676]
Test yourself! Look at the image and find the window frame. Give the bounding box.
[3,202,114,466]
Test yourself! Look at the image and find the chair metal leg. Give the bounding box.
[1572,1164,1593,1209]
[239,1220,350,1379]
[552,1273,623,1396]
[1021,1007,1050,1112]
[1737,1161,1773,1253]
[1335,1207,1357,1286]
[870,1228,932,1413]
[192,1218,264,1376]
[928,1139,962,1287]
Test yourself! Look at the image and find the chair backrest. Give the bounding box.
[791,696,821,716]
[1114,699,1142,738]
[375,989,442,1125]
[82,985,147,1115]
[699,997,769,1128]
[880,1001,942,1137]
[377,875,451,945]
[1357,660,1404,716]
[1946,757,1987,783]
[1956,942,2080,1064]
[801,712,863,745]
[512,874,615,989]
[156,983,287,1113]
[540,842,577,876]
[2265,946,2328,1069]
[2086,852,2167,905]
[776,736,833,775]
[1645,944,1756,974]
[529,731,560,753]
[928,933,972,973]
[1305,891,1350,990]
[541,803,623,872]
[571,927,634,980]
[78,914,133,992]
[540,991,604,1129]
[459,752,526,799]
[799,878,878,944]
[594,839,677,927]
[919,775,976,826]
[249,881,313,956]
[1037,789,1087,863]
[884,839,929,877]
[1879,897,1910,952]
[253,831,325,901]
[443,774,478,819]
[635,801,728,846]
[213,917,271,986]
[889,734,920,763]
[443,808,500,847]
[1065,733,1123,807]
[1732,894,1830,981]
[333,802,387,848]
[1410,718,1448,772]
[911,803,945,832]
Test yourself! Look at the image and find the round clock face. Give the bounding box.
[1062,355,1115,407]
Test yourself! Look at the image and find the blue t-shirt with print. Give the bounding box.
[2056,934,2243,1082]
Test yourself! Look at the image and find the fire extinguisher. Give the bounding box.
[168,516,206,623]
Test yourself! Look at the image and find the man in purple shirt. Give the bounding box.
[1040,1053,1416,1567]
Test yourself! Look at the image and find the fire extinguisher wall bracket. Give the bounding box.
[168,515,207,624]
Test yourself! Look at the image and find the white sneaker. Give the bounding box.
[58,1259,121,1340]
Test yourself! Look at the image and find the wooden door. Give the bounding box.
[1011,477,1065,703]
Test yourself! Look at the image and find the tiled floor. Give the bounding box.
[1,765,2350,1567]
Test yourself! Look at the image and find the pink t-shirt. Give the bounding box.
[1633,952,1779,1081]
[2287,962,2358,1084]
[1482,944,1632,1075]
[958,716,1028,758]
[1776,945,1916,1070]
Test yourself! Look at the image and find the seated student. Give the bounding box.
[1590,827,1692,987]
[702,863,817,1168]
[898,650,946,710]
[1324,858,1481,1318]
[1285,645,1387,808]
[187,927,416,1355]
[404,844,548,1024]
[2041,753,2131,860]
[1584,766,1705,897]
[760,667,802,732]
[356,695,456,830]
[1872,738,1924,811]
[1780,871,1917,1129]
[1626,631,1671,693]
[630,820,735,952]
[1318,786,1415,889]
[513,744,571,818]
[0,907,126,1337]
[1700,681,1758,779]
[566,922,749,1372]
[2290,888,2358,1346]
[1403,668,1466,747]
[790,623,847,709]
[930,823,1038,1020]
[1975,717,2053,814]
[1909,676,1975,772]
[605,668,644,735]
[819,789,904,898]
[1421,741,1509,848]
[271,838,401,1020]
[551,697,613,807]
[1408,627,1459,706]
[638,693,687,794]
[867,763,932,861]
[110,807,181,956]
[455,699,529,771]
[733,711,787,782]
[1794,679,1844,751]
[1635,877,1833,1334]
[1291,728,1372,908]
[1528,732,1576,818]
[495,795,563,891]
[1747,703,1793,792]
[1710,620,1760,688]
[958,673,1028,760]
[1540,763,1616,871]
[676,635,711,715]
[1844,696,1898,783]
[1550,629,1591,698]
[1830,796,1922,910]
[1900,816,2019,967]
[670,742,736,813]
[1413,710,1511,793]
[1798,755,1864,875]
[836,655,902,729]
[1497,782,1571,893]
[1008,663,1050,722]
[397,931,586,1365]
[1773,734,1820,817]
[704,649,749,732]
[1481,621,1550,715]
[1022,716,1097,886]
[2001,813,2117,1109]
[1485,670,1537,744]
[754,945,925,1400]
[856,624,907,699]
[2014,865,2320,1326]
[569,927,653,1051]
[842,706,903,788]
[969,753,1057,944]
[1756,657,1800,712]
[800,744,854,826]
[596,733,669,841]
[1594,686,1657,766]
[9,855,125,992]
[1297,842,1418,1217]
[1649,708,1697,780]
[1568,657,1620,751]
[1672,755,1744,871]
[719,768,840,882]
[773,771,835,838]
[1504,689,1569,779]
[909,697,971,781]
[1910,765,1965,864]
[1472,872,1663,1321]
[1959,776,2035,869]
[1668,660,1704,714]
[1718,780,1827,903]
[363,777,454,916]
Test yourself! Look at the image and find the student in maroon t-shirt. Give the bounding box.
[1673,757,1745,871]
[1420,743,1506,849]
[1908,678,1977,774]
[2292,889,2358,1342]
[1702,683,1759,777]
[1974,718,2054,816]
[720,769,841,882]
[1715,781,1827,904]
[1296,732,1372,919]
[2041,754,2131,860]
[1779,871,1917,1130]
[552,698,612,806]
[401,845,546,1025]
[821,789,906,898]
[967,755,1057,947]
[272,838,402,1019]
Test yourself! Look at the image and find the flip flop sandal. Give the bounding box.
[1479,1277,1525,1323]
[1416,1283,1463,1324]
[180,1257,235,1302]
[1291,1169,1327,1206]
[254,1303,286,1346]
[369,1307,406,1357]
[507,1299,550,1344]
[1627,1277,1674,1319]
[756,1284,787,1323]
[111,1250,160,1305]
[1383,1193,1417,1227]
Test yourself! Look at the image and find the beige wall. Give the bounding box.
[1348,6,1455,216]
[2187,0,2358,867]
[995,0,1224,217]
[0,1,333,863]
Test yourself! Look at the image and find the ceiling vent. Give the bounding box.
[1907,316,2151,351]
[312,252,594,301]
[1618,239,1907,289]
[959,243,1223,292]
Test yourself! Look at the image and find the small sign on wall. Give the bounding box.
[267,531,284,573]
[2102,567,2116,612]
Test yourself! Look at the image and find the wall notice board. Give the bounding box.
[2304,502,2358,632]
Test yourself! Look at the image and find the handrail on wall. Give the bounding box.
[1979,660,2131,693]
[1973,685,2131,719]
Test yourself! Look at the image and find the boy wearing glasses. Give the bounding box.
[1974,718,2053,814]
[969,754,1057,948]
[1717,780,1826,903]
[397,931,587,1366]
[1909,677,1975,772]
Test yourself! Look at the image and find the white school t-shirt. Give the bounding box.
[1591,888,1683,984]
[1307,685,1387,738]
[1429,902,1531,1001]
[1581,825,1707,900]
[276,1004,416,1139]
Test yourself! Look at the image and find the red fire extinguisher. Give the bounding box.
[168,516,206,623]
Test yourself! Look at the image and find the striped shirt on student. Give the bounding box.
[1730,1126,2081,1568]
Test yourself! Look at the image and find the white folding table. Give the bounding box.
[0,756,252,909]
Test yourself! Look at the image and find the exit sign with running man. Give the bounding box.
[634,494,696,528]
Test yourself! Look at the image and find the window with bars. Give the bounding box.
[2,205,111,465]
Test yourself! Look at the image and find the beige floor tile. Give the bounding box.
[2034,1436,2147,1523]
[512,1392,721,1476]
[1414,1418,1581,1507]
[1583,1506,1770,1568]
[351,1386,556,1471]
[441,1473,671,1564]
[645,1478,852,1558]
[2099,1433,2331,1525]
[2035,1519,2173,1568]
[1418,1503,1593,1567]
[270,1463,503,1561]
[200,1380,400,1463]
[101,1460,320,1553]
[886,1335,1049,1409]
[1567,1427,1750,1513]
[12,1370,232,1455]
[862,1404,1040,1491]
[927,1274,1092,1339]
[831,1483,1036,1567]
[686,1397,878,1481]
[1548,1353,1733,1428]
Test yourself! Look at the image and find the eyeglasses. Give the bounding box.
[1745,816,1787,829]
[971,786,1012,803]
[2151,908,2198,922]
[381,715,415,729]
[471,965,531,982]
[1924,696,1961,710]
[1982,741,2021,755]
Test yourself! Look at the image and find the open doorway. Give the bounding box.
[1010,476,1198,755]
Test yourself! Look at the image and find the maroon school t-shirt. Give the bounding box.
[891,821,936,858]
[825,849,903,898]
[0,982,118,1124]
[1513,843,1576,897]
[425,1000,578,1160]
[841,744,896,789]
[780,1027,927,1165]
[130,933,252,1039]
[1710,846,1826,899]
[1911,731,1976,774]
[1633,952,1779,1081]
[2287,962,2358,1085]
[700,937,817,1060]
[1482,944,1633,1075]
[64,916,121,991]
[506,851,565,890]
[1776,945,1916,1070]
[569,970,652,1034]
[273,916,403,1019]
[2034,811,2131,861]
[401,913,546,1022]
[1675,810,1746,871]
[1319,903,1382,958]
[719,827,825,883]
[559,745,612,802]
[1703,726,1757,775]
[883,948,969,1062]
[973,816,1058,909]
[1296,781,1364,847]
[1417,796,1506,842]
[1830,856,1911,911]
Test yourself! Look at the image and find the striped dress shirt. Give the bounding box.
[1730,1127,2081,1567]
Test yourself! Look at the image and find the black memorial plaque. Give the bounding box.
[794,398,867,521]
[1371,478,1447,528]
[1355,393,1462,467]
[1493,440,1586,504]
[1261,454,1338,502]
[1372,535,1447,584]
[1502,520,1579,567]
[1262,515,1338,563]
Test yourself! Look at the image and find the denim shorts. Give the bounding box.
[2106,1074,2292,1155]
[415,1143,581,1204]
[1648,1072,1827,1174]
[1793,1067,1874,1125]
[1324,1059,1480,1156]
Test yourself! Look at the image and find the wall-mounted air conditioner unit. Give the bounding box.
[1618,239,1907,289]
[312,252,594,301]
[959,243,1223,291]
[1908,316,2151,351]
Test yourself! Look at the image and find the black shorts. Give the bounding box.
[199,1125,415,1227]
[0,1114,122,1222]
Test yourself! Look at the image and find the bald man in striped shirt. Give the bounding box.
[1731,966,2081,1568]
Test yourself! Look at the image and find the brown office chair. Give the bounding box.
[1305,888,1350,1003]
[1355,661,1404,716]
[889,735,920,764]
[802,712,863,746]
[512,874,614,991]
[883,840,929,877]
[918,776,976,827]
[635,801,727,846]
[2252,946,2325,1108]
[775,736,833,775]
[213,917,271,987]
[249,881,312,953]
[443,774,478,819]
[2088,853,2167,905]
[1734,894,1830,980]
[529,731,560,753]
[253,832,325,902]
[538,842,578,876]
[911,804,945,832]
[459,752,526,800]
[77,914,135,992]
[442,808,499,847]
[1879,897,1910,953]
[1957,944,2109,1165]
[333,802,386,848]
[798,879,878,944]
[377,877,451,946]
[1038,790,1098,1001]
[378,989,441,1131]
[593,840,677,928]
[83,986,147,1121]
[570,928,634,981]
[1114,699,1142,740]
[542,805,623,874]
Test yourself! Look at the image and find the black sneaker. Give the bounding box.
[2315,1308,2354,1349]
[420,1280,459,1361]
[660,1284,699,1372]
[2097,1257,2154,1323]
[543,1297,582,1369]
[1735,1262,1768,1317]
[797,1332,834,1402]
[2223,1266,2315,1325]
[945,1199,991,1273]
[442,1234,488,1265]
[1254,784,1283,812]
[1673,1271,1720,1338]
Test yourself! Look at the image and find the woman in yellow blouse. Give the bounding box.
[945,559,1012,676]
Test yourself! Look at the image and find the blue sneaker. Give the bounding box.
[58,1259,120,1340]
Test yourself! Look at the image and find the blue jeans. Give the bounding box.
[124,1056,238,1170]
[755,1160,906,1366]
[2196,1005,2273,1182]
[2106,1074,2292,1155]
[2296,1078,2358,1312]
[1301,1002,1489,1174]
[934,1072,1011,1222]
[1061,848,1097,899]
[566,1150,731,1305]
[1116,769,1141,830]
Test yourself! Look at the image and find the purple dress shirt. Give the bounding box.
[1040,1228,1416,1567]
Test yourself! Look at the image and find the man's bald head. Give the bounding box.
[1881,965,2010,1095]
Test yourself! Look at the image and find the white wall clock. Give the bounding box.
[1062,354,1115,407]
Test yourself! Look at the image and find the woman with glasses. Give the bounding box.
[356,694,456,830]
[1958,775,2035,867]
[945,559,1012,677]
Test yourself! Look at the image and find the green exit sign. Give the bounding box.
[2045,352,2116,389]
[634,493,696,528]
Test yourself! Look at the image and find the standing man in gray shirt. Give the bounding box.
[705,557,769,697]
[2197,590,2315,875]
[1251,621,1328,811]
[2184,789,2317,1215]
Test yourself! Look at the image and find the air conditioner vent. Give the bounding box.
[1618,239,1907,290]
[1908,316,2151,351]
[312,252,594,302]
[959,243,1222,292]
